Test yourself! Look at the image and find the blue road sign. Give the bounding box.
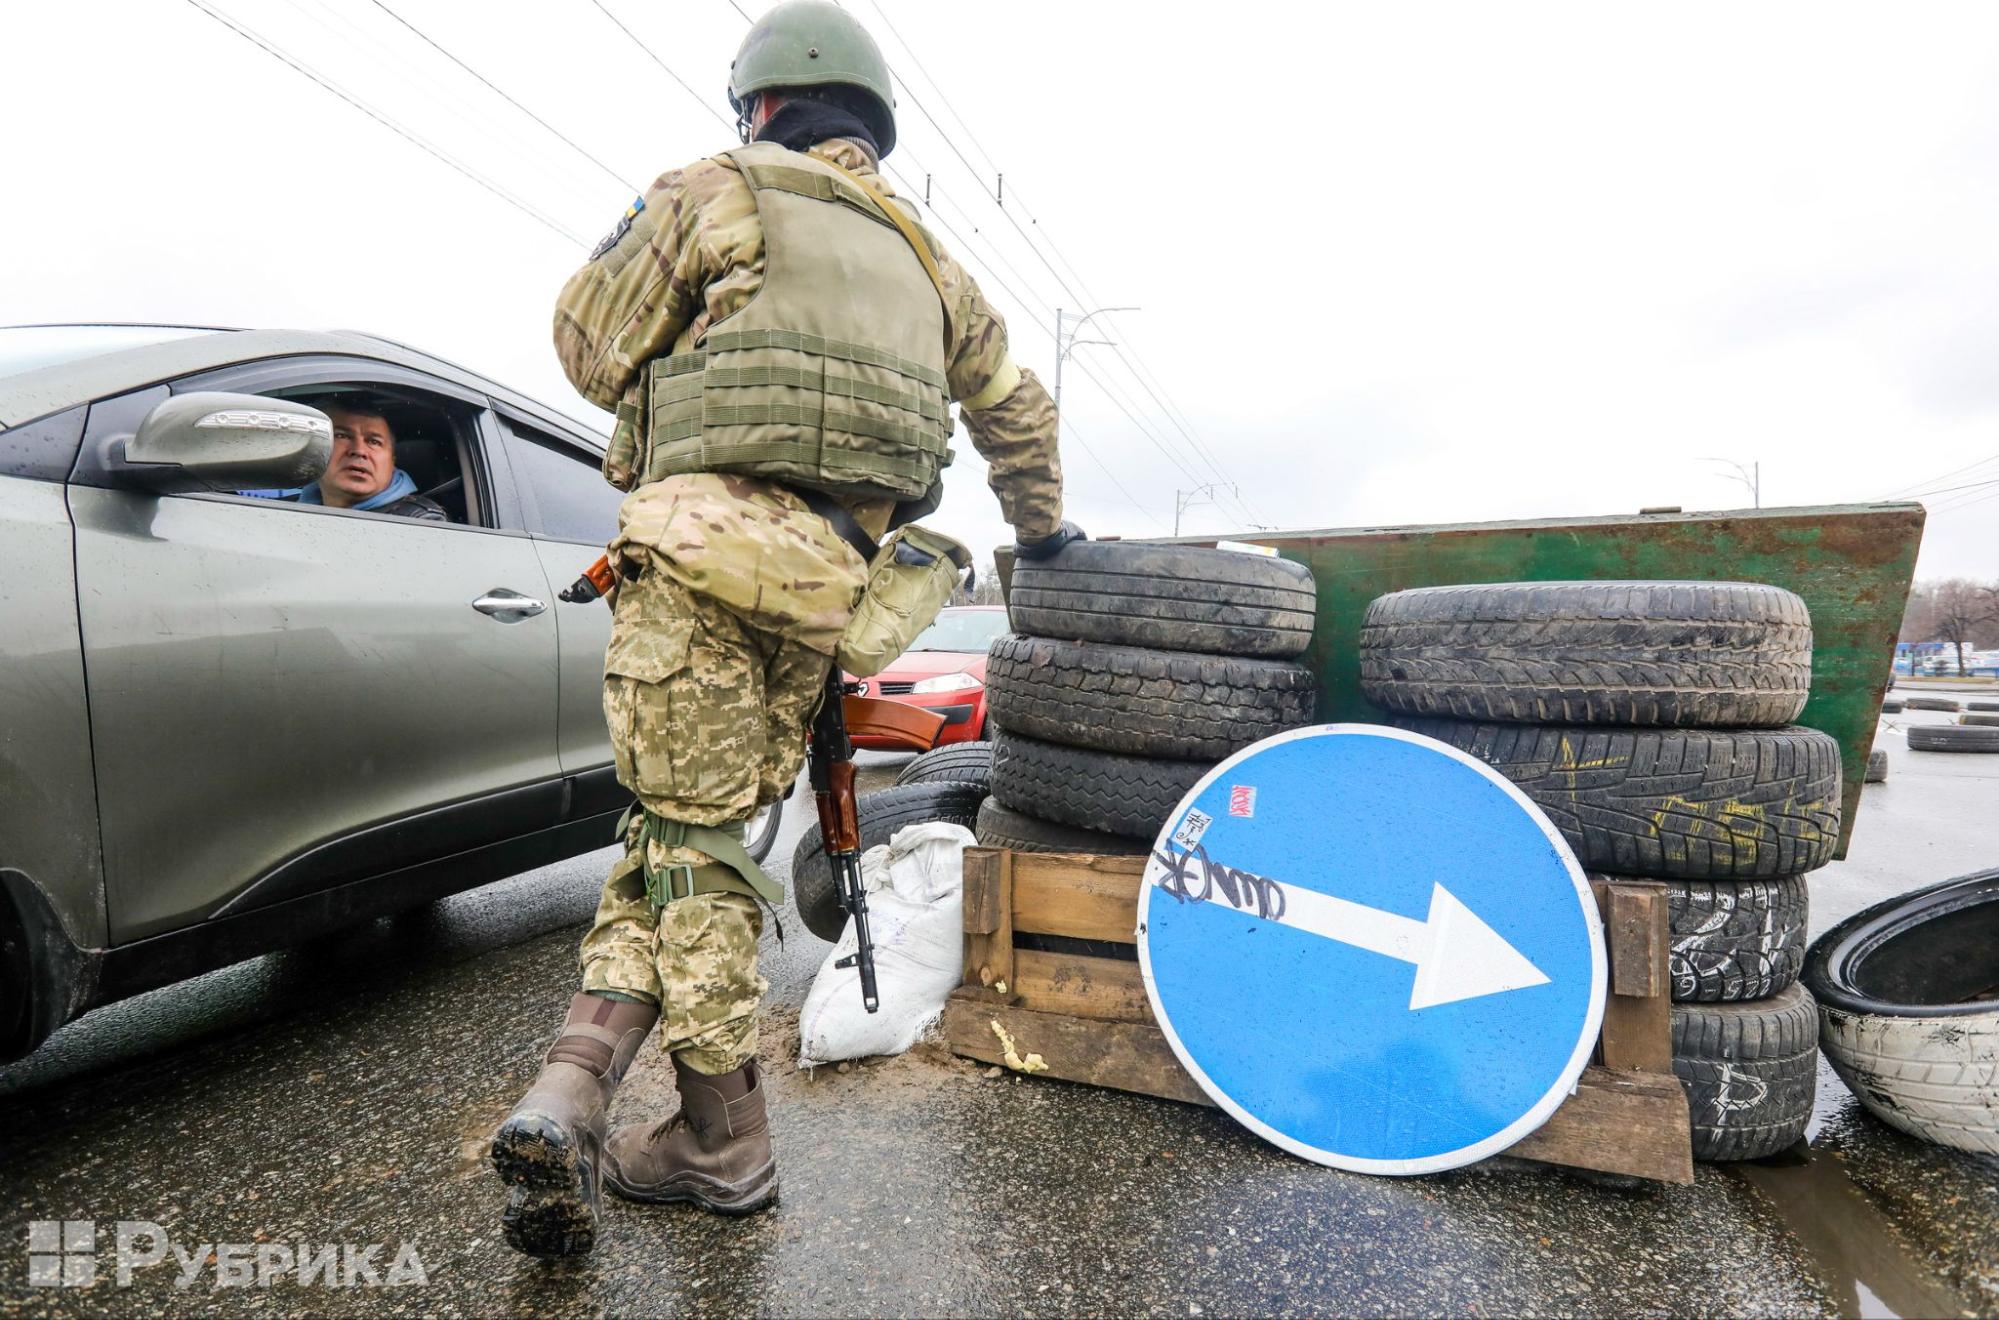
[1137,725,1605,1174]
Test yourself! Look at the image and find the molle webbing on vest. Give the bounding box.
[641,141,952,504]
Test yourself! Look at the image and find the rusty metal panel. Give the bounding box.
[1247,504,1922,856]
[994,504,1919,854]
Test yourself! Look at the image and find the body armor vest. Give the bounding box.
[641,142,952,503]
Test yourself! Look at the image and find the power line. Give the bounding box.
[178,0,589,246]
[1916,477,1999,502]
[854,4,1273,528]
[1879,452,1991,498]
[367,0,640,194]
[588,0,735,132]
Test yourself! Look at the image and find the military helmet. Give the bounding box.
[729,1,897,154]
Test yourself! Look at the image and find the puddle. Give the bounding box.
[1732,1144,1966,1319]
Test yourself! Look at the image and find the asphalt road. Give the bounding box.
[2,727,1995,1317]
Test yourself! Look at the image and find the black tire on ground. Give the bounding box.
[1008,541,1317,659]
[1397,720,1842,880]
[1673,982,1818,1162]
[1864,748,1888,783]
[974,796,1152,856]
[894,741,995,792]
[791,782,984,942]
[1880,699,1906,714]
[989,733,1211,841]
[1634,874,1809,1002]
[1908,724,1999,753]
[1358,581,1812,727]
[1970,700,1999,712]
[1905,696,1962,712]
[1961,714,1999,728]
[984,634,1316,761]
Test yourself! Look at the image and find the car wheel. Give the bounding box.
[744,799,783,865]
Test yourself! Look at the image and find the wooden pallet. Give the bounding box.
[943,848,1694,1184]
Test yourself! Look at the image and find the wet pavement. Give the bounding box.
[2,722,1995,1316]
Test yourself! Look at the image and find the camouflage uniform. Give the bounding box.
[553,136,1062,1073]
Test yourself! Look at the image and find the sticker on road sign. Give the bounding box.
[1136,725,1605,1175]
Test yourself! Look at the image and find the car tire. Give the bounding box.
[1673,982,1819,1162]
[984,634,1316,761]
[1359,581,1812,727]
[1970,700,1999,712]
[894,741,995,792]
[744,799,783,864]
[1397,720,1842,880]
[1905,696,1962,712]
[990,733,1211,841]
[1880,698,1906,714]
[1008,542,1317,659]
[1908,725,1999,753]
[1804,867,1999,1155]
[1634,873,1809,1002]
[1864,748,1888,783]
[1961,713,1999,728]
[791,782,984,942]
[975,796,1152,856]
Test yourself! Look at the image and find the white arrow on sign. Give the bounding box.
[1149,858,1551,1009]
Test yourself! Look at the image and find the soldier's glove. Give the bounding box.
[1012,520,1086,562]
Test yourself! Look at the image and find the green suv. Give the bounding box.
[1,324,653,1059]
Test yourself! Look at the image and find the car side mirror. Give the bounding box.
[112,392,332,492]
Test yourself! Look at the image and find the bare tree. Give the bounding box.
[1926,579,1999,675]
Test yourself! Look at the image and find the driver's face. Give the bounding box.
[319,408,395,507]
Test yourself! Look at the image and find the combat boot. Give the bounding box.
[603,1058,778,1215]
[490,992,657,1257]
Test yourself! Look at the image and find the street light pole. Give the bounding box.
[1053,305,1139,427]
[1700,457,1762,509]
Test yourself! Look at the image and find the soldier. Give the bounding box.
[490,0,1082,1258]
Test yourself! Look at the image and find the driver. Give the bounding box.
[276,394,446,521]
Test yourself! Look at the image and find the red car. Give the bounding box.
[848,605,1010,748]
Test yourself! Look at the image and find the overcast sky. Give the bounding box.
[6,1,1995,577]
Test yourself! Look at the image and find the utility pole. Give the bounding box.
[1052,305,1139,429]
[1700,457,1761,509]
[1174,482,1236,536]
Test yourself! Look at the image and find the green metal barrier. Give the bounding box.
[1246,503,1924,857]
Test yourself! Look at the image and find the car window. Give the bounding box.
[500,421,622,543]
[240,385,482,526]
[909,610,1010,651]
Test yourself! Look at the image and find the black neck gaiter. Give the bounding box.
[754,98,880,160]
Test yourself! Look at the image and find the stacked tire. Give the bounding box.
[1359,580,1839,1162]
[981,542,1320,856]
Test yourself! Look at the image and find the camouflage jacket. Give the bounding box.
[554,137,1063,547]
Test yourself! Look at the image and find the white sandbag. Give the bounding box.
[798,821,973,1067]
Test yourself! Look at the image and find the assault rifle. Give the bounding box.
[808,668,946,1015]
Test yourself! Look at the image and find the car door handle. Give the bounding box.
[472,589,547,621]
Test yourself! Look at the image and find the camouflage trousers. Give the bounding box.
[577,820,767,1074]
[582,569,834,1074]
